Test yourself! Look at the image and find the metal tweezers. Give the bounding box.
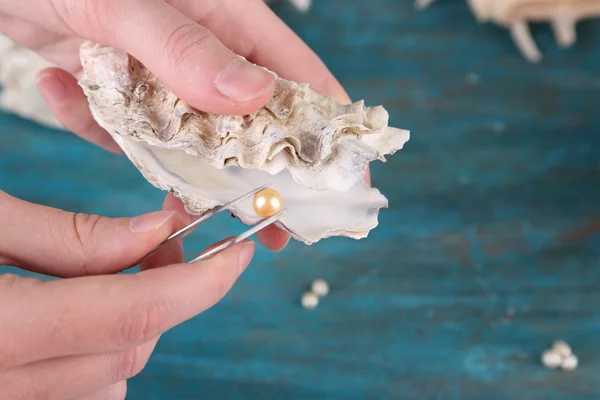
[125,184,287,269]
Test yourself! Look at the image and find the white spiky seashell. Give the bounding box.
[78,41,410,245]
[416,0,600,63]
[288,0,311,13]
[264,0,312,13]
[0,35,63,128]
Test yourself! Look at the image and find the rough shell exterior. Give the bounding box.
[416,0,600,62]
[79,42,408,193]
[78,41,410,245]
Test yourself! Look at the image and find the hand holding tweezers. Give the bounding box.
[125,184,287,269]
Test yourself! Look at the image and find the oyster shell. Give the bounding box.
[0,35,63,128]
[416,0,600,63]
[78,41,410,245]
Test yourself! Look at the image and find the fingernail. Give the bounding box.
[238,241,255,274]
[215,59,274,102]
[130,211,177,233]
[37,72,67,104]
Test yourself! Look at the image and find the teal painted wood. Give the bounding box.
[2,0,600,398]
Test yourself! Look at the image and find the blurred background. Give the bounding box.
[1,0,600,398]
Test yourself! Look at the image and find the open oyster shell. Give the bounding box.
[78,41,410,245]
[416,0,600,63]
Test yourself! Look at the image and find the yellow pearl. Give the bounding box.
[252,188,283,218]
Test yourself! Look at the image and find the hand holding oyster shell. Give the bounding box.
[1,0,362,250]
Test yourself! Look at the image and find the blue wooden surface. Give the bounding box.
[2,0,600,398]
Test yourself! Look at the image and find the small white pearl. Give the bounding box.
[301,292,319,309]
[561,354,578,371]
[311,279,329,297]
[541,350,562,369]
[552,340,572,358]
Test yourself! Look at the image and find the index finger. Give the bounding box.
[0,239,255,369]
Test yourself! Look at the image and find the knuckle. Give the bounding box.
[163,23,216,66]
[71,212,103,245]
[65,212,104,274]
[116,346,149,380]
[116,295,171,345]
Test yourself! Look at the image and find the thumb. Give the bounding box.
[0,191,187,278]
[79,0,276,115]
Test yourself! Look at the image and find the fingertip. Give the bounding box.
[213,58,276,104]
[196,236,246,257]
[256,225,291,252]
[191,237,256,272]
[127,239,255,336]
[170,59,276,116]
[129,210,181,233]
[109,2,276,116]
[136,195,193,271]
[162,194,194,224]
[36,67,78,106]
[36,68,69,109]
[124,210,187,269]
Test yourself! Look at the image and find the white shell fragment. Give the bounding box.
[415,0,600,63]
[78,42,410,245]
[0,35,63,129]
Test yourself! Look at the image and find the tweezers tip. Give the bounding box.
[137,183,281,266]
[189,208,287,264]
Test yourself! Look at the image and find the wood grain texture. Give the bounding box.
[1,0,600,398]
